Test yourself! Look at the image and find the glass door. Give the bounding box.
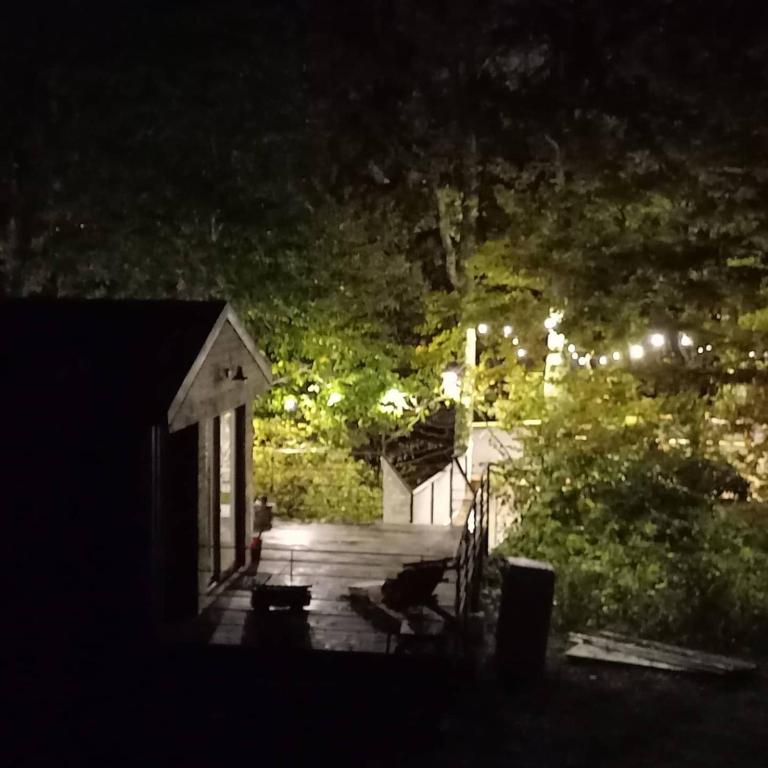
[218,410,236,576]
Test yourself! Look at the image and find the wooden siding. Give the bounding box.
[170,319,270,432]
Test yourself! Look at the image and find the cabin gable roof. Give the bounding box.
[1,298,271,427]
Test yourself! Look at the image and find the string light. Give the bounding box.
[544,309,564,331]
[649,332,666,349]
[468,314,759,378]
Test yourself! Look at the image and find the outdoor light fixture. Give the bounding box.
[697,346,704,354]
[283,395,298,412]
[649,332,666,349]
[477,323,489,335]
[503,325,513,337]
[327,392,343,406]
[512,336,519,345]
[705,343,713,352]
[612,351,621,361]
[441,364,461,400]
[571,352,579,360]
[517,348,527,358]
[679,333,694,347]
[629,344,645,360]
[598,355,608,365]
[578,356,587,366]
[567,343,576,353]
[749,350,756,359]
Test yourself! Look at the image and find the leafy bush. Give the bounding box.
[493,420,768,652]
[253,444,382,524]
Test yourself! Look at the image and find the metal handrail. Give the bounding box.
[453,464,490,646]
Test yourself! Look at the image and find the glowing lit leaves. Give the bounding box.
[378,387,416,416]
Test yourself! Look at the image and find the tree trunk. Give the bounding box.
[434,185,460,290]
[458,131,479,268]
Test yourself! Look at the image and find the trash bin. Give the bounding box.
[252,495,273,532]
[495,556,555,681]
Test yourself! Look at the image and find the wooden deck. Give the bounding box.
[194,520,461,653]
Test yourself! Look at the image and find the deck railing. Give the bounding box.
[453,460,490,638]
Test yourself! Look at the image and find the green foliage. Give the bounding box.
[493,395,768,651]
[253,441,381,525]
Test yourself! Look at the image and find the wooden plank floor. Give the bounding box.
[197,521,461,654]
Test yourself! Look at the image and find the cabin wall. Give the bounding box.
[160,423,199,622]
[13,418,155,652]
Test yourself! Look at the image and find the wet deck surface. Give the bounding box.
[196,520,461,653]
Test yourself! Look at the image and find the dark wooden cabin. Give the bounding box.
[2,299,271,663]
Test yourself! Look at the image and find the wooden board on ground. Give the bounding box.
[566,631,757,676]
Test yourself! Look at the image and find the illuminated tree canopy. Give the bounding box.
[2,0,768,449]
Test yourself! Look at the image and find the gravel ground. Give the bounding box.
[429,636,768,768]
[10,637,766,767]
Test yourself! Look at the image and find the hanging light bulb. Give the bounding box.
[598,355,608,365]
[512,336,519,345]
[571,352,579,360]
[567,343,576,353]
[679,333,694,347]
[441,366,461,400]
[503,325,513,337]
[649,332,666,349]
[517,348,527,358]
[705,343,713,352]
[612,351,621,361]
[477,323,489,335]
[544,308,564,331]
[748,350,756,359]
[578,356,588,366]
[697,346,704,354]
[629,344,645,361]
